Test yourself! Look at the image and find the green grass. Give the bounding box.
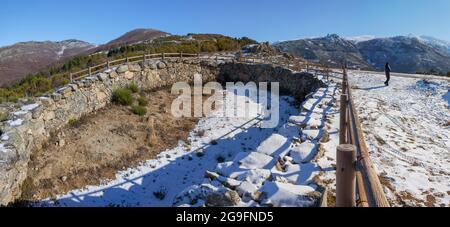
[132,105,147,116]
[137,96,148,106]
[128,83,139,93]
[112,88,133,106]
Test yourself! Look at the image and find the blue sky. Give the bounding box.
[0,0,449,46]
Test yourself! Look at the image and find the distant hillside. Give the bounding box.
[94,28,170,52]
[274,34,450,74]
[273,34,372,70]
[0,40,95,86]
[357,36,450,74]
[0,33,257,103]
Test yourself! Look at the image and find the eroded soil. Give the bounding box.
[20,88,200,201]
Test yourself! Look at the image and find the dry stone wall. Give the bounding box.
[0,57,323,205]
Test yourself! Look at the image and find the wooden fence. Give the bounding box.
[59,51,387,207]
[337,67,390,207]
[68,52,200,82]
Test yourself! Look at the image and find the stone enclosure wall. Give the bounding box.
[0,57,323,205]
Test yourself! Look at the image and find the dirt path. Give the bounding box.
[20,89,198,201]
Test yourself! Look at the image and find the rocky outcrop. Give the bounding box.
[0,57,323,205]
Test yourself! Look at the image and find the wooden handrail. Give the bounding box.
[66,52,201,83]
[338,68,390,207]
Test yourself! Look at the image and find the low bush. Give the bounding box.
[128,83,139,93]
[68,117,78,127]
[112,88,133,106]
[132,105,147,116]
[137,96,148,106]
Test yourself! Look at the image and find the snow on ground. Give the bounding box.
[37,78,340,207]
[349,71,450,207]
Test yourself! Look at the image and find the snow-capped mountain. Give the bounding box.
[347,35,376,44]
[0,40,95,86]
[273,34,372,69]
[418,36,450,55]
[357,36,450,74]
[274,34,450,74]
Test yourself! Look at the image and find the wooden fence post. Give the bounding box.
[88,67,92,76]
[339,94,348,144]
[107,60,110,69]
[126,57,129,63]
[342,72,348,94]
[143,53,146,62]
[162,53,165,60]
[336,144,357,207]
[69,73,73,83]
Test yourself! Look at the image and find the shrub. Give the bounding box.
[112,88,133,106]
[0,112,8,122]
[137,96,148,106]
[132,105,147,116]
[128,83,139,93]
[68,117,78,127]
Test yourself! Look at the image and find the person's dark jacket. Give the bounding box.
[385,63,391,73]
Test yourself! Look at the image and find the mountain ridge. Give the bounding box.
[0,39,95,86]
[0,28,170,86]
[274,34,450,74]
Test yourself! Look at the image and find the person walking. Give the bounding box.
[384,62,391,86]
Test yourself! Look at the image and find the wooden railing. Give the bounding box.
[66,51,339,85]
[68,52,200,82]
[337,67,390,207]
[237,55,337,78]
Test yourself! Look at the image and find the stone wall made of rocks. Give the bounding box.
[0,58,323,205]
[218,63,325,101]
[0,58,220,205]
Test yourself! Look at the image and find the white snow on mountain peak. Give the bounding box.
[347,35,377,43]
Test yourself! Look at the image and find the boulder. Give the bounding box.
[123,71,135,79]
[149,63,157,70]
[258,181,316,207]
[116,65,129,73]
[58,87,73,98]
[97,73,108,82]
[51,93,62,101]
[301,129,323,141]
[68,83,78,91]
[43,111,56,121]
[31,106,43,119]
[108,71,118,79]
[128,63,141,72]
[39,97,54,107]
[157,61,167,69]
[96,91,108,102]
[234,152,276,170]
[205,191,240,207]
[256,134,289,157]
[289,141,318,163]
[234,169,272,187]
